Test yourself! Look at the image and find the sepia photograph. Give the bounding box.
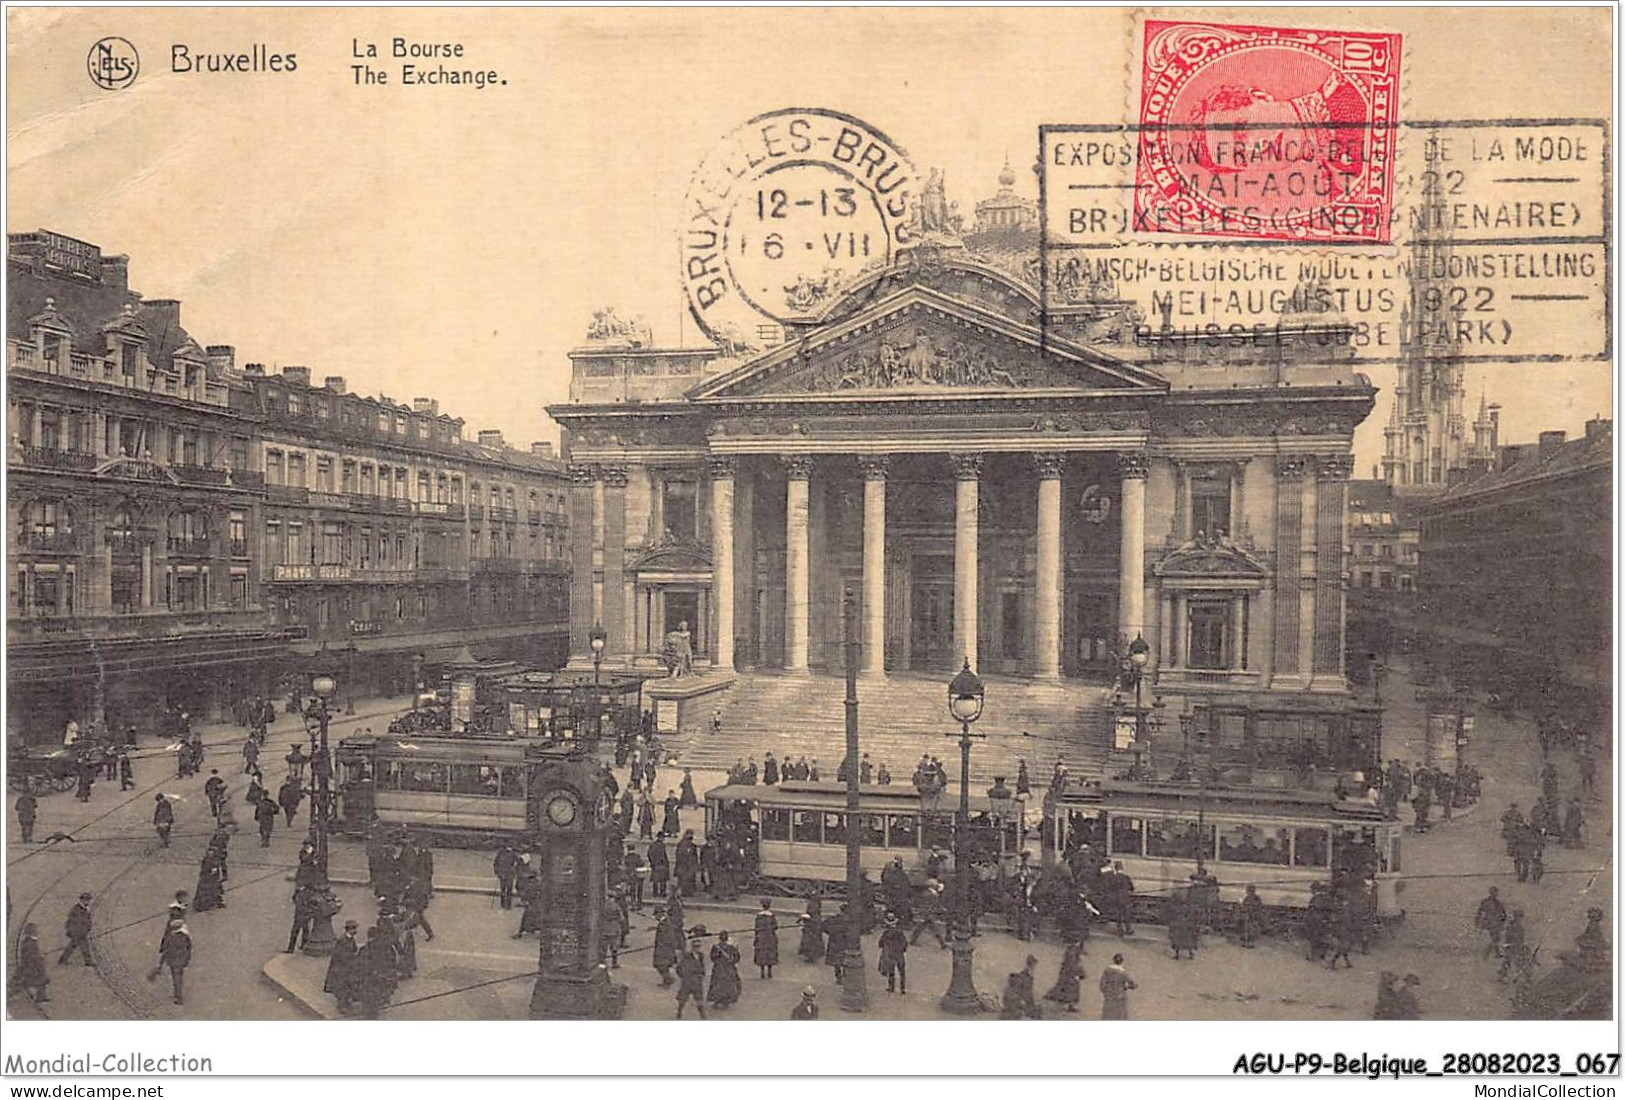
[1,2,1617,1085]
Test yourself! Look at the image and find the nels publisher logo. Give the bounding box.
[87,37,139,90]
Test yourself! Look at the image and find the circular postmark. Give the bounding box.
[87,37,140,91]
[681,108,919,349]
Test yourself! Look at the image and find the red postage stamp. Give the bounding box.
[1134,20,1402,244]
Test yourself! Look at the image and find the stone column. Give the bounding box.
[140,542,154,608]
[1033,452,1064,680]
[858,455,889,677]
[1313,454,1354,689]
[1171,594,1186,668]
[1117,452,1149,648]
[567,463,597,660]
[1271,456,1307,686]
[710,455,736,672]
[951,453,982,669]
[783,456,813,671]
[1228,458,1250,539]
[1230,595,1248,670]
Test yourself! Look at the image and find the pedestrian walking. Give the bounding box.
[1107,862,1135,936]
[661,791,681,837]
[12,923,49,1003]
[798,899,825,964]
[286,886,317,953]
[255,794,280,848]
[192,851,227,912]
[1166,889,1198,960]
[647,835,670,898]
[1563,798,1585,848]
[59,893,94,966]
[790,986,820,1019]
[325,920,362,1015]
[1099,953,1137,1019]
[637,795,655,841]
[824,907,849,982]
[204,770,225,818]
[357,925,398,1019]
[708,930,742,1009]
[675,940,707,1019]
[493,844,519,909]
[1043,940,1085,1012]
[674,831,699,897]
[652,908,683,987]
[1238,884,1264,948]
[878,912,909,993]
[1498,910,1529,983]
[243,737,260,774]
[15,791,37,844]
[277,776,303,827]
[1475,887,1507,958]
[1000,954,1042,1019]
[75,763,94,803]
[157,920,191,1006]
[679,768,697,808]
[753,898,780,979]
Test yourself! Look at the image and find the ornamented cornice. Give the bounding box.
[782,455,815,480]
[599,464,630,489]
[1032,452,1065,480]
[707,455,738,480]
[1116,451,1150,480]
[950,453,984,481]
[1316,454,1356,481]
[857,455,891,481]
[1276,456,1310,482]
[567,462,597,485]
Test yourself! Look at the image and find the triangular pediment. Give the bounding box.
[629,538,712,574]
[1155,535,1270,578]
[689,284,1165,402]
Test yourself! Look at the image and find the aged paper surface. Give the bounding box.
[2,3,1616,1079]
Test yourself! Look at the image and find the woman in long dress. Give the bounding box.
[1043,940,1084,1012]
[797,899,824,963]
[192,853,227,911]
[753,899,780,979]
[707,931,742,1008]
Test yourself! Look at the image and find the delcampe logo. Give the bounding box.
[87,37,139,90]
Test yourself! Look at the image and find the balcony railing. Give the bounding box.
[9,606,272,640]
[229,538,250,558]
[266,484,310,504]
[166,536,213,555]
[472,557,522,573]
[20,531,79,553]
[18,446,98,472]
[173,464,230,486]
[106,534,151,557]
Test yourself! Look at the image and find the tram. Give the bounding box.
[703,781,1021,893]
[333,735,567,846]
[1054,781,1404,918]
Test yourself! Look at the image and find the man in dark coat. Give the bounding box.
[325,920,362,1014]
[1475,887,1507,958]
[255,794,280,847]
[878,912,909,993]
[14,922,49,1002]
[515,862,545,937]
[15,791,37,844]
[277,776,303,827]
[59,893,94,966]
[1165,889,1198,960]
[675,940,707,1018]
[358,925,399,1019]
[1107,862,1135,936]
[1563,798,1585,848]
[652,908,683,987]
[753,898,780,979]
[661,792,682,838]
[674,831,700,896]
[286,886,318,953]
[763,753,780,786]
[1000,955,1042,1019]
[159,920,192,1005]
[790,986,819,1019]
[493,845,519,909]
[647,836,671,898]
[637,795,656,840]
[204,770,226,818]
[798,900,825,964]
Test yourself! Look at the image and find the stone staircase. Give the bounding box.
[669,669,1113,787]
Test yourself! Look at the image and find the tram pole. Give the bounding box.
[839,594,869,1014]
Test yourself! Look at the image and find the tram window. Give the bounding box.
[382,762,404,790]
[1146,819,1215,861]
[886,814,920,849]
[858,814,886,847]
[823,813,848,846]
[497,766,522,797]
[449,765,500,796]
[1219,824,1291,865]
[792,810,822,843]
[1293,827,1329,867]
[1109,816,1144,856]
[399,761,447,793]
[1333,826,1379,877]
[922,813,954,853]
[762,808,792,842]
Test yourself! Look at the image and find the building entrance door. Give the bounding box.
[909,583,955,670]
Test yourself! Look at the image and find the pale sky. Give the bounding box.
[7,7,1612,468]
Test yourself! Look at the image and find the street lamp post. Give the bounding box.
[588,623,608,744]
[839,594,869,1013]
[299,668,342,956]
[940,660,986,1015]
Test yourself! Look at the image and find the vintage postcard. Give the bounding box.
[2,3,1616,1085]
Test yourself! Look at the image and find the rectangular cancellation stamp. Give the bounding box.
[1134,19,1402,243]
